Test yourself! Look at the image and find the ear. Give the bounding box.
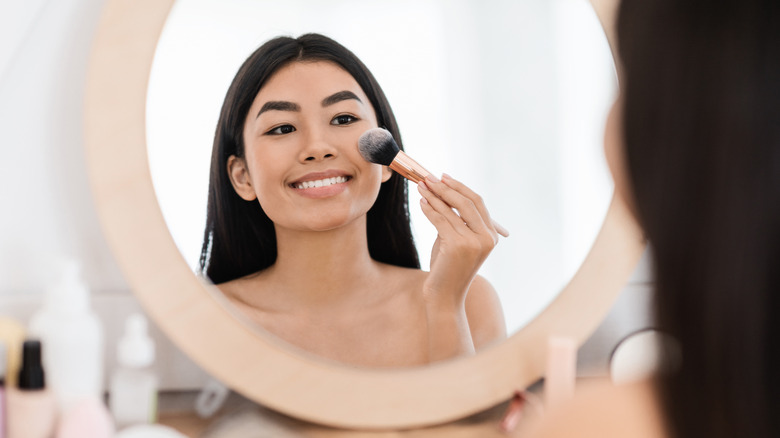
[381,165,393,183]
[227,155,258,201]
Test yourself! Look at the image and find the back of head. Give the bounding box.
[617,1,780,437]
[201,33,420,284]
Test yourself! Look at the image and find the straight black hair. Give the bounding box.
[618,1,780,437]
[200,33,420,284]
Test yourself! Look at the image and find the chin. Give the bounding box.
[290,211,355,232]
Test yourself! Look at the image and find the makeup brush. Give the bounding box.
[358,128,509,237]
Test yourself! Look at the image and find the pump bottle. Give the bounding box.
[110,314,158,428]
[28,259,104,413]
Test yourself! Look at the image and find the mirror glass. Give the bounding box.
[146,0,616,357]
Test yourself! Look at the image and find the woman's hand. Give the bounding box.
[418,173,499,305]
[417,173,499,361]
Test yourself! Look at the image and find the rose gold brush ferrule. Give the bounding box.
[389,150,431,184]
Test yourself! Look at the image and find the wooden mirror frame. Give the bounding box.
[84,0,643,429]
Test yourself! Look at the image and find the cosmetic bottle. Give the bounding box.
[7,340,56,438]
[0,318,25,389]
[28,259,105,413]
[1,342,7,438]
[110,314,158,428]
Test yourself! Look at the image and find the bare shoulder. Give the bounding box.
[213,272,272,317]
[465,275,507,348]
[521,379,666,438]
[215,275,253,305]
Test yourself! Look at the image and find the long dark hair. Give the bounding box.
[200,33,420,284]
[618,1,780,437]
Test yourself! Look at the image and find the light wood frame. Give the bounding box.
[83,0,642,430]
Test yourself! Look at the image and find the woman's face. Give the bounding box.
[229,60,391,232]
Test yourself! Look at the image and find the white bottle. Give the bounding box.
[28,259,104,413]
[110,314,158,428]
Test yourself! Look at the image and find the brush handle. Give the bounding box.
[392,151,510,237]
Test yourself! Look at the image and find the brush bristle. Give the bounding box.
[358,128,400,166]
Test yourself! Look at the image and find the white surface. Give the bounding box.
[0,0,125,294]
[0,0,208,390]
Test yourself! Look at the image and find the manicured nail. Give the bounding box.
[442,173,452,180]
[418,181,429,191]
[426,174,440,183]
[420,197,429,205]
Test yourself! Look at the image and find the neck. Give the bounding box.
[266,218,381,307]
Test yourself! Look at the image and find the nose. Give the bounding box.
[299,129,338,162]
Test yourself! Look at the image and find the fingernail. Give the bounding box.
[418,181,429,191]
[442,173,452,181]
[420,197,429,205]
[426,174,440,183]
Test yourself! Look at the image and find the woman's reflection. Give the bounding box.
[199,34,506,367]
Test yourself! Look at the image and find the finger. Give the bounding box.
[492,219,510,237]
[441,174,509,237]
[419,181,474,236]
[419,195,460,237]
[424,175,492,237]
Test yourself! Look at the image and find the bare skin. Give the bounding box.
[219,60,506,367]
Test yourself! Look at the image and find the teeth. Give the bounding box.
[295,176,347,189]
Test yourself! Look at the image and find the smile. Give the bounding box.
[293,176,350,189]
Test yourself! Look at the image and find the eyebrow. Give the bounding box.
[255,90,362,119]
[321,90,362,107]
[256,101,300,119]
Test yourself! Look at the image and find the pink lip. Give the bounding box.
[289,169,352,199]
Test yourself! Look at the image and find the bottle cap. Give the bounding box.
[46,259,90,315]
[18,339,45,390]
[118,314,155,368]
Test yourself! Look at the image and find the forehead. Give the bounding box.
[252,60,369,106]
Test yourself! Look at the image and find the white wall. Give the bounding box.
[0,0,209,390]
[0,0,653,393]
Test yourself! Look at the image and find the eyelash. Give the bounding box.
[264,114,360,136]
[265,124,295,135]
[331,114,359,125]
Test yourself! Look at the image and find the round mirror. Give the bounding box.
[84,0,644,429]
[146,0,616,346]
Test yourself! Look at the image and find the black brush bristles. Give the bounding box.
[358,128,400,166]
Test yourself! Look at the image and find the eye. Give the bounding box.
[331,114,359,126]
[266,124,296,135]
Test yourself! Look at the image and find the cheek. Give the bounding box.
[246,157,283,201]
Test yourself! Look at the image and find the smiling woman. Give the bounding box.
[201,34,506,367]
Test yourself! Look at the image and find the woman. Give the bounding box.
[200,33,506,368]
[527,0,780,437]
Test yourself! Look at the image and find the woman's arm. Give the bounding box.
[417,173,501,362]
[465,275,507,349]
